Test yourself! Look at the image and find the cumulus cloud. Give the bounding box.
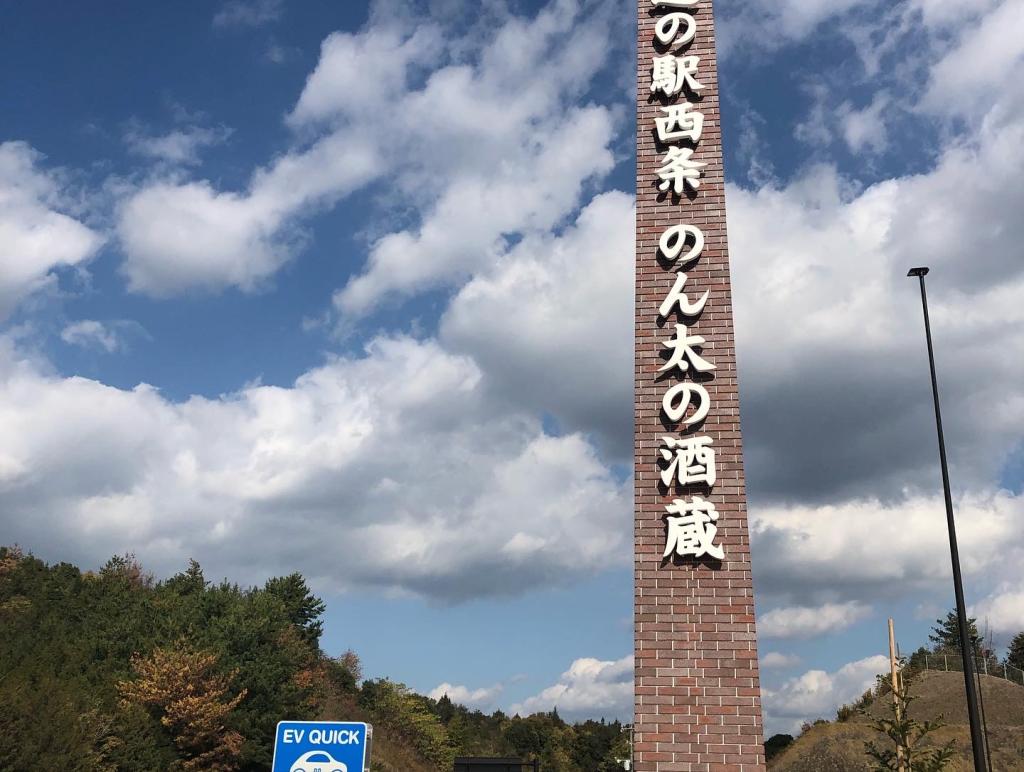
[510,655,633,721]
[759,602,873,639]
[60,320,124,353]
[911,0,1000,27]
[761,652,802,669]
[117,132,379,296]
[331,0,618,315]
[763,655,889,734]
[752,493,1024,606]
[125,124,233,166]
[0,334,629,601]
[921,0,1024,118]
[0,142,103,319]
[718,0,879,55]
[725,0,1024,620]
[838,92,890,153]
[118,0,620,302]
[729,143,1024,505]
[973,588,1024,637]
[441,191,633,456]
[428,682,504,710]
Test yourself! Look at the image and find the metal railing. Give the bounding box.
[919,654,1024,687]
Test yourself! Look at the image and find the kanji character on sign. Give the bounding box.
[650,55,704,97]
[663,496,724,561]
[659,272,709,319]
[660,436,716,488]
[655,13,697,48]
[659,324,716,374]
[657,147,706,194]
[656,103,704,144]
[662,382,710,426]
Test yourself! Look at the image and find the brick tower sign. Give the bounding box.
[635,1,767,769]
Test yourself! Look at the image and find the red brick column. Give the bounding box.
[634,1,767,769]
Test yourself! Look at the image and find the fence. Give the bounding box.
[920,653,1024,687]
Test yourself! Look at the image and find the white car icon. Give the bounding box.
[289,750,347,772]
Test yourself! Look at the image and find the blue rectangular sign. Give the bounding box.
[271,721,371,772]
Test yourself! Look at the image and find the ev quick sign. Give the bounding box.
[272,721,372,772]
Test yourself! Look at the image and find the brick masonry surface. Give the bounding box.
[635,1,767,770]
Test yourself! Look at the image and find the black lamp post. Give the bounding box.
[907,266,987,772]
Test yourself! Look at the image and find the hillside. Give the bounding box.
[769,671,1024,771]
[0,547,629,772]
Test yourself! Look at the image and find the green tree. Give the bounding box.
[764,733,794,761]
[1006,631,1024,671]
[263,573,326,649]
[359,679,456,769]
[863,667,955,772]
[929,610,981,656]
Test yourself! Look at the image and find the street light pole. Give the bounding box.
[907,266,987,772]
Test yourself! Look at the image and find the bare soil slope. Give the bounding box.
[770,672,1024,772]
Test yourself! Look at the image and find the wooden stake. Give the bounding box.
[889,618,906,772]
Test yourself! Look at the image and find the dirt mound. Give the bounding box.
[770,672,1024,771]
[863,671,1024,727]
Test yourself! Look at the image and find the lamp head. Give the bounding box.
[907,267,930,278]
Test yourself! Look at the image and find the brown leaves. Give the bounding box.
[118,643,247,771]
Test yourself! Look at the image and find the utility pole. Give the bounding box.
[888,618,906,772]
[907,267,987,772]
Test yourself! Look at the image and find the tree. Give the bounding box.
[929,610,981,656]
[359,679,456,769]
[263,573,326,648]
[0,545,31,621]
[764,733,794,761]
[907,646,930,674]
[863,667,955,772]
[1008,632,1024,671]
[118,644,247,771]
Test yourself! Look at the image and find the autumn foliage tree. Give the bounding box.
[118,644,247,771]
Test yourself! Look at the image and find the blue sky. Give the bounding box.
[1,0,1023,736]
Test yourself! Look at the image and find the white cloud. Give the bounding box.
[728,32,1024,611]
[286,26,442,129]
[213,0,283,28]
[119,1,619,303]
[0,142,103,319]
[60,320,124,353]
[752,493,1024,605]
[332,0,618,315]
[763,655,889,734]
[118,181,294,296]
[921,0,1024,118]
[729,119,1024,504]
[973,588,1024,637]
[719,0,879,55]
[759,602,873,639]
[761,652,802,669]
[117,130,379,296]
[428,682,504,710]
[441,191,633,455]
[510,655,633,721]
[0,334,630,601]
[838,91,890,153]
[125,125,233,166]
[911,0,1001,28]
